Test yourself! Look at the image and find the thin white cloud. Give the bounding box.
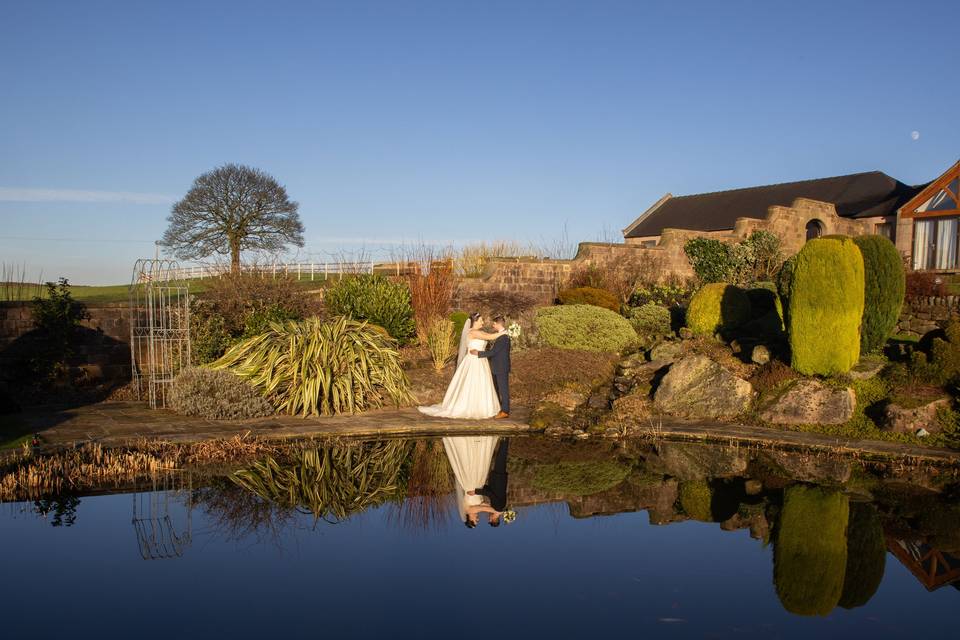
[0,187,175,205]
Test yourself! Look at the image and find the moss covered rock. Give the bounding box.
[773,485,850,616]
[788,237,865,375]
[535,304,637,353]
[686,283,751,337]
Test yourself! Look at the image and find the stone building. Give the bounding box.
[622,161,960,268]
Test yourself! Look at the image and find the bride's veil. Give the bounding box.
[456,316,473,367]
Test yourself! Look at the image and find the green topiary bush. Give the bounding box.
[535,304,637,353]
[684,237,735,284]
[325,274,416,344]
[531,460,631,496]
[773,485,849,616]
[685,283,751,336]
[911,320,960,385]
[852,235,905,354]
[839,503,886,610]
[629,303,673,343]
[449,311,469,338]
[168,367,274,420]
[788,237,865,375]
[557,286,620,312]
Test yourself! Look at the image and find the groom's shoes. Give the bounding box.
[494,411,510,419]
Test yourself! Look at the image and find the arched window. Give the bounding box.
[805,219,823,241]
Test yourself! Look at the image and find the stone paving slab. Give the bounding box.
[17,401,535,447]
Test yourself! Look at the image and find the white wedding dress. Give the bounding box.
[418,338,501,419]
[442,436,499,523]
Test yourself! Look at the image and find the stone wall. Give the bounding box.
[896,296,960,339]
[0,302,132,382]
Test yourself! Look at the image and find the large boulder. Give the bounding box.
[882,397,951,435]
[653,355,754,419]
[760,379,855,425]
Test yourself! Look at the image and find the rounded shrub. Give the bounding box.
[535,304,637,353]
[210,316,413,416]
[557,286,620,312]
[531,461,631,496]
[852,235,905,354]
[168,367,274,420]
[629,303,672,343]
[773,485,850,616]
[325,274,416,344]
[685,283,751,336]
[788,237,865,375]
[839,503,886,610]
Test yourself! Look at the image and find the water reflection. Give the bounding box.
[6,435,960,619]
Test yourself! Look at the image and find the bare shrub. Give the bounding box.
[169,367,274,420]
[462,289,536,317]
[566,251,666,306]
[455,241,528,277]
[402,246,456,340]
[1,262,43,301]
[200,271,322,335]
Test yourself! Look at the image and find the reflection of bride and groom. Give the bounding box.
[442,435,511,528]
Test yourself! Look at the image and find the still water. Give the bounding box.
[1,436,958,639]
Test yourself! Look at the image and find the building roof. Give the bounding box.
[624,171,922,238]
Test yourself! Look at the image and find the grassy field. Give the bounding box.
[1,276,333,304]
[0,414,32,450]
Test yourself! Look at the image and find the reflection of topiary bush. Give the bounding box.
[210,317,413,416]
[685,283,751,336]
[773,485,849,616]
[629,303,673,342]
[535,305,637,353]
[531,460,631,496]
[678,480,712,521]
[788,238,864,375]
[169,367,274,419]
[852,235,905,354]
[839,503,886,609]
[558,286,620,312]
[325,274,416,344]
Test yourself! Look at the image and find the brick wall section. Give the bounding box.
[896,296,960,338]
[0,302,132,381]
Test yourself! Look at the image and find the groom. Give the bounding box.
[470,314,511,419]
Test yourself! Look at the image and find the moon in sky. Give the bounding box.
[911,130,920,140]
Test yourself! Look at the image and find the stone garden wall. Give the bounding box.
[896,296,960,339]
[0,302,132,382]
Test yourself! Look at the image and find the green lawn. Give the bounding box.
[0,414,33,450]
[2,276,332,305]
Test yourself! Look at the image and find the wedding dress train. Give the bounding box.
[442,435,499,523]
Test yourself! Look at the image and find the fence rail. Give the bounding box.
[157,262,386,281]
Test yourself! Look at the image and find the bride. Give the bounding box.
[418,313,505,419]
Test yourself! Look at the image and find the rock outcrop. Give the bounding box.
[882,397,952,435]
[653,355,754,419]
[759,379,855,425]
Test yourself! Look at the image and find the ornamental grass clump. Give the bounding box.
[685,283,751,337]
[788,237,864,375]
[425,316,455,371]
[535,304,637,353]
[210,316,413,416]
[773,485,849,617]
[851,235,905,353]
[324,274,416,344]
[168,367,274,420]
[557,286,620,312]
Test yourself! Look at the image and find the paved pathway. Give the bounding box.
[18,401,535,446]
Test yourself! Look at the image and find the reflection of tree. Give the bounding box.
[33,495,80,527]
[194,480,296,543]
[390,440,455,532]
[773,485,849,616]
[839,503,886,609]
[231,440,413,522]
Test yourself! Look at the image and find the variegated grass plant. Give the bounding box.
[230,440,413,521]
[209,316,413,416]
[425,316,455,371]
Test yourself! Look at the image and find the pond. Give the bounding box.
[2,436,959,639]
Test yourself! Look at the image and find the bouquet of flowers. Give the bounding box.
[502,509,518,524]
[506,322,522,339]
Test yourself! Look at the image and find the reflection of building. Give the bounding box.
[888,538,960,591]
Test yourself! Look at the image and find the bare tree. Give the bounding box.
[162,164,304,273]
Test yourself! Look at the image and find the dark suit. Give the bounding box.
[478,335,511,414]
[475,439,509,511]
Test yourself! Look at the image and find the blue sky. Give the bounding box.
[1,0,957,284]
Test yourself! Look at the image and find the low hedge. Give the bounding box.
[535,304,637,353]
[557,286,620,312]
[168,367,274,420]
